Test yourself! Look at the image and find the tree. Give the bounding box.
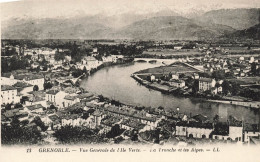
[98,95,105,102]
[53,126,102,144]
[10,116,20,128]
[44,82,53,90]
[192,80,199,93]
[212,70,225,80]
[1,123,42,145]
[14,103,23,109]
[49,104,58,111]
[251,62,257,75]
[106,124,122,138]
[32,116,48,131]
[158,106,164,111]
[5,103,12,110]
[230,82,241,95]
[20,96,29,104]
[213,114,219,123]
[83,66,87,74]
[54,52,66,62]
[222,80,231,95]
[185,76,194,88]
[33,85,39,91]
[72,69,83,78]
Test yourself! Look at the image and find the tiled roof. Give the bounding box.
[13,82,33,88]
[77,93,94,99]
[121,119,145,130]
[14,74,44,80]
[192,114,208,123]
[28,96,45,102]
[26,104,44,111]
[101,116,121,127]
[176,121,213,129]
[63,87,80,94]
[46,90,59,95]
[64,95,78,101]
[199,78,214,82]
[48,114,60,121]
[228,116,242,127]
[105,106,156,122]
[1,85,17,91]
[244,123,258,132]
[92,110,103,117]
[63,114,81,120]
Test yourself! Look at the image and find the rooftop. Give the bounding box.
[64,95,78,101]
[121,119,145,130]
[199,78,214,82]
[26,104,45,111]
[92,110,103,117]
[101,116,122,127]
[13,82,33,88]
[62,114,81,120]
[176,121,213,129]
[1,85,17,91]
[14,74,44,81]
[228,116,242,127]
[46,90,60,95]
[77,93,94,99]
[192,114,208,123]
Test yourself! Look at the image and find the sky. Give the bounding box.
[1,0,260,20]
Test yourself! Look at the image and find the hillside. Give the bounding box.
[1,17,114,39]
[196,8,260,30]
[2,8,259,40]
[114,16,235,40]
[226,23,260,40]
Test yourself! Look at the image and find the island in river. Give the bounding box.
[80,62,259,124]
[132,62,260,109]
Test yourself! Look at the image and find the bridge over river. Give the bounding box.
[134,58,203,72]
[134,58,177,65]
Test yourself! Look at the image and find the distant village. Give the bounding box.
[1,39,260,146]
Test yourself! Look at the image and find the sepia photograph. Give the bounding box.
[0,0,260,161]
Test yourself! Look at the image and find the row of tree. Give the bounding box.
[53,126,107,144]
[1,56,31,73]
[1,117,43,145]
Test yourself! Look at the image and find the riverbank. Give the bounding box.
[131,74,260,109]
[78,59,134,82]
[207,100,260,109]
[131,74,172,93]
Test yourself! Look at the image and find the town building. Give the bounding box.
[45,90,68,108]
[168,79,185,88]
[13,82,34,96]
[176,122,213,139]
[198,78,216,91]
[1,85,20,105]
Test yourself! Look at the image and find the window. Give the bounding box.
[182,128,185,131]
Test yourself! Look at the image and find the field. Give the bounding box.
[135,62,200,74]
[228,77,260,85]
[142,49,202,56]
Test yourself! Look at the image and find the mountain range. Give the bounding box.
[1,8,260,40]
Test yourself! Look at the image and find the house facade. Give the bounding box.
[1,85,20,105]
[199,78,216,91]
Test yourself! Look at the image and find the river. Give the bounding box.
[80,62,260,124]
